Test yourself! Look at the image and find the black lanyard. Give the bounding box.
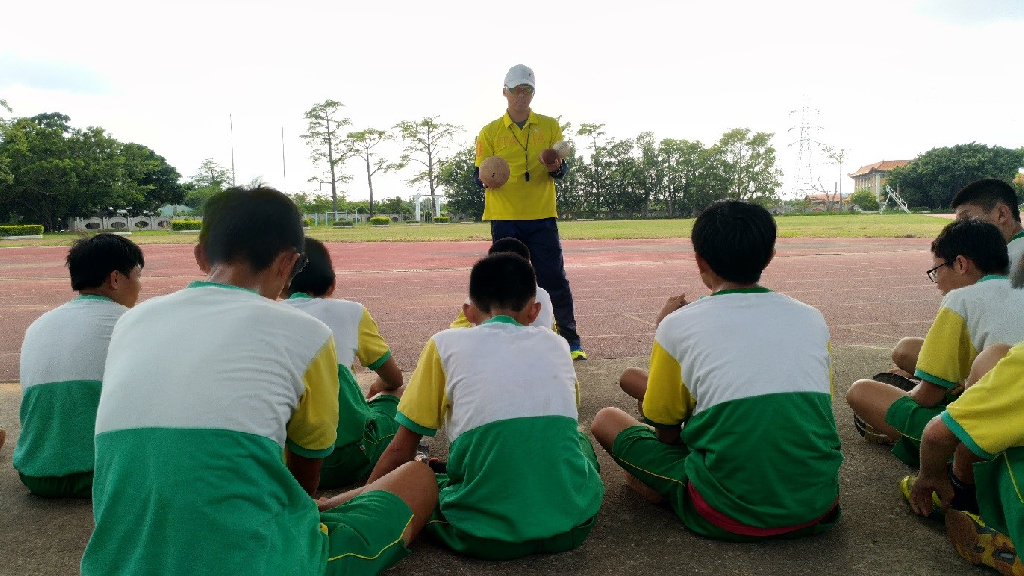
[507,124,531,182]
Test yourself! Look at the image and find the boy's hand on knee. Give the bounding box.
[656,294,688,326]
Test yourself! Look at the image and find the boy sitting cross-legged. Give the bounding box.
[591,200,843,541]
[367,252,604,560]
[282,237,406,489]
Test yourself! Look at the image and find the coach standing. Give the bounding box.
[474,63,586,360]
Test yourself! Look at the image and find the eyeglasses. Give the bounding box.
[507,85,534,96]
[926,261,951,283]
[291,253,309,278]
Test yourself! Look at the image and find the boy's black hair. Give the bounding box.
[488,237,531,260]
[691,200,776,284]
[67,233,145,291]
[200,186,305,272]
[950,178,1021,223]
[469,253,537,314]
[286,238,335,297]
[931,218,1009,276]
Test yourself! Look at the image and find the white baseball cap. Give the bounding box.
[504,64,535,89]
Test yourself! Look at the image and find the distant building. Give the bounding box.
[848,160,910,200]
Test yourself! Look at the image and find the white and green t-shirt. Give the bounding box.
[398,316,603,542]
[915,276,1024,389]
[81,282,340,576]
[14,295,128,478]
[943,342,1024,545]
[283,294,391,447]
[644,288,842,533]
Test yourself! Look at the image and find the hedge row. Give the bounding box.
[170,220,202,231]
[0,224,44,237]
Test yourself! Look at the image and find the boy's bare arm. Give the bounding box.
[908,416,958,516]
[656,426,682,445]
[284,448,323,497]
[909,380,951,408]
[367,357,404,398]
[655,294,688,326]
[366,425,421,483]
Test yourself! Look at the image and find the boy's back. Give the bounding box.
[648,288,841,529]
[15,296,128,481]
[82,283,339,574]
[399,318,603,542]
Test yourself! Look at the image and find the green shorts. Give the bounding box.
[321,489,413,574]
[320,394,400,489]
[18,470,92,498]
[885,395,945,467]
[424,431,600,560]
[611,425,839,542]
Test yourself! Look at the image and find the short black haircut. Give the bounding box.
[468,253,537,314]
[488,237,531,260]
[950,178,1021,223]
[286,238,335,297]
[931,218,1009,276]
[67,233,145,291]
[200,186,305,273]
[691,200,776,284]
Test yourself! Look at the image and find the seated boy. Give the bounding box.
[14,233,144,498]
[591,200,842,541]
[890,178,1024,373]
[450,237,554,330]
[282,237,406,488]
[846,219,1024,474]
[81,187,437,575]
[908,342,1024,574]
[367,252,604,560]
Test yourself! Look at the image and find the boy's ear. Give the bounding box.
[765,249,776,268]
[464,301,484,325]
[694,253,710,274]
[524,300,541,325]
[194,244,210,273]
[325,278,337,298]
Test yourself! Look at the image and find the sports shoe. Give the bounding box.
[873,371,918,392]
[853,413,894,444]
[946,509,1024,575]
[570,345,587,361]
[415,438,430,460]
[899,475,945,519]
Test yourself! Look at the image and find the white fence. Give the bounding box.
[69,216,173,232]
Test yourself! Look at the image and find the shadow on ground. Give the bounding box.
[0,346,985,575]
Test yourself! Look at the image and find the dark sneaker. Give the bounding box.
[873,371,918,392]
[854,413,894,444]
[570,345,587,361]
[946,509,1024,575]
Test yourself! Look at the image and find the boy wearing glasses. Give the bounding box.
[474,63,586,361]
[890,178,1024,375]
[14,233,144,498]
[591,200,842,541]
[282,237,406,489]
[82,187,437,575]
[846,219,1024,509]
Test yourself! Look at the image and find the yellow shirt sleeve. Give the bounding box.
[915,307,976,388]
[642,340,696,427]
[396,338,450,436]
[356,308,391,370]
[944,343,1024,458]
[450,309,472,328]
[286,336,340,457]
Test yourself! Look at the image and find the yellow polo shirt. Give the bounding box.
[475,111,563,221]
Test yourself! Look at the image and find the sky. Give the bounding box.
[2,0,1023,203]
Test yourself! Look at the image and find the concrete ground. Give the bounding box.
[0,350,985,575]
[0,237,988,574]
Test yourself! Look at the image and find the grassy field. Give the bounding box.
[0,214,951,247]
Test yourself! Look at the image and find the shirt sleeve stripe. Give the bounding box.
[941,411,995,459]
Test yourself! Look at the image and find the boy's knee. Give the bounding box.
[845,379,874,411]
[891,337,922,372]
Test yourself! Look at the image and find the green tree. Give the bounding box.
[289,192,333,214]
[437,146,482,219]
[710,128,782,205]
[849,189,880,211]
[886,143,1024,209]
[301,100,352,212]
[344,128,392,217]
[394,117,461,217]
[183,158,231,214]
[659,138,708,216]
[118,143,184,214]
[377,196,413,215]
